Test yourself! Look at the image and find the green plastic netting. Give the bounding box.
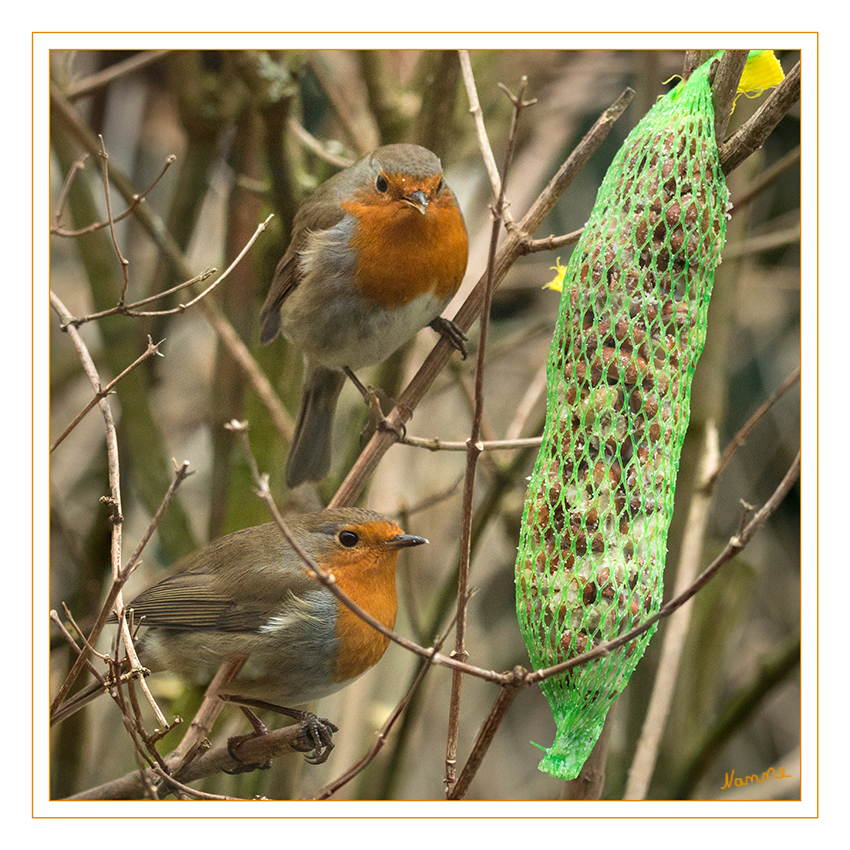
[514,55,730,781]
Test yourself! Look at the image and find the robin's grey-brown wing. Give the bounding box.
[125,570,269,632]
[124,523,323,632]
[259,169,358,344]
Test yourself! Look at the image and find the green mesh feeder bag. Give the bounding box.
[514,53,744,781]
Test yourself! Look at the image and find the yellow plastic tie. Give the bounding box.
[735,50,785,105]
[544,258,568,293]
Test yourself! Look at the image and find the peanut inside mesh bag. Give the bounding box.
[514,54,732,781]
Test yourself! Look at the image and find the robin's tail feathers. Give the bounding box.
[286,367,346,487]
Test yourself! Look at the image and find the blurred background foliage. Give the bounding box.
[49,48,801,801]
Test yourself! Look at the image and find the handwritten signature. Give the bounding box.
[721,766,793,790]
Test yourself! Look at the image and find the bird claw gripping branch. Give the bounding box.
[512,52,779,781]
[225,705,339,769]
[296,713,339,765]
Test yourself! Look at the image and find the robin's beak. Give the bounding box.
[403,190,429,215]
[384,533,428,549]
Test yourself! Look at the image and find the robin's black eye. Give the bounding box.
[338,529,359,547]
[376,175,388,193]
[435,179,443,195]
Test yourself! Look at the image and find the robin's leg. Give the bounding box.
[343,367,406,444]
[224,706,274,773]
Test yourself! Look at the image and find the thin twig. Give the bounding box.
[109,664,178,781]
[52,154,177,238]
[62,214,273,327]
[64,50,171,100]
[521,227,584,255]
[445,75,532,793]
[401,434,542,452]
[109,461,193,732]
[457,50,502,203]
[50,336,165,452]
[118,460,193,587]
[149,216,273,315]
[116,612,169,730]
[286,117,355,168]
[52,152,88,228]
[49,292,125,713]
[59,268,216,328]
[50,609,109,683]
[704,365,800,492]
[447,667,525,800]
[95,135,131,302]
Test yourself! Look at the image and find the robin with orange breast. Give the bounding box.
[51,508,427,764]
[260,143,469,487]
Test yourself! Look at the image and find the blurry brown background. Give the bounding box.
[48,48,801,801]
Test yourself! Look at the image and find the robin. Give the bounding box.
[259,143,469,487]
[50,508,427,764]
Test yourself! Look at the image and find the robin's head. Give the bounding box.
[296,507,427,580]
[349,144,449,216]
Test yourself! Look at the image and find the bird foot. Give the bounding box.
[430,316,468,359]
[224,697,338,766]
[292,712,339,765]
[354,381,406,446]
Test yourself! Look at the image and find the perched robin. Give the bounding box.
[259,143,469,487]
[51,508,427,764]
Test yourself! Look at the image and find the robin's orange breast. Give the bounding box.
[330,557,398,684]
[341,192,469,310]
